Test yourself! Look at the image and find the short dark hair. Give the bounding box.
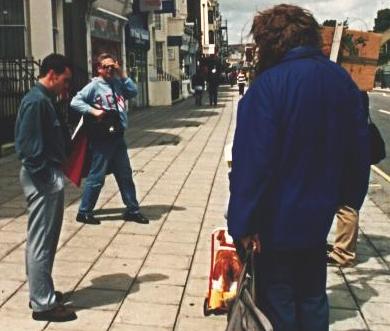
[96,53,116,67]
[251,4,321,75]
[39,53,72,77]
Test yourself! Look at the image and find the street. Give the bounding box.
[367,92,390,217]
[0,87,389,330]
[369,92,390,175]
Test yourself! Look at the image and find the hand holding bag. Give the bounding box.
[226,250,273,331]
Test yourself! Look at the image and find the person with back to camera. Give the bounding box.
[227,5,370,331]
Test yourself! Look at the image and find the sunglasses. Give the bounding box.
[101,64,116,70]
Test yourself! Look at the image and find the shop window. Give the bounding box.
[156,42,164,73]
[209,31,215,45]
[0,0,26,58]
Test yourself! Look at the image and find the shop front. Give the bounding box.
[126,14,150,108]
[90,8,127,72]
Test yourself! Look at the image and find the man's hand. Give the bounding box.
[114,61,127,79]
[240,234,261,254]
[90,107,105,119]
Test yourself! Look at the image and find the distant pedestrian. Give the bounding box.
[71,53,148,225]
[229,70,237,87]
[237,70,246,96]
[228,4,370,331]
[191,70,205,106]
[207,66,220,106]
[15,54,77,322]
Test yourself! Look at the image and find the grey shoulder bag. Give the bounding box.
[226,250,273,331]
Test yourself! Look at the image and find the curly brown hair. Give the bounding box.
[251,4,322,75]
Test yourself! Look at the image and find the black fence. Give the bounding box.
[0,58,40,145]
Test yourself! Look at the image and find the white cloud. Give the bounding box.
[219,0,386,44]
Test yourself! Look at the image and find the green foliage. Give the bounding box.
[323,19,337,27]
[322,19,349,28]
[374,9,390,32]
[340,34,367,58]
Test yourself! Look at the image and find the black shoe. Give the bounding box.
[29,291,64,309]
[326,243,334,253]
[76,213,100,225]
[123,211,149,224]
[32,304,77,322]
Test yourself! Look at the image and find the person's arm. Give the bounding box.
[70,82,104,117]
[227,75,281,240]
[340,86,370,210]
[118,77,138,99]
[15,100,50,179]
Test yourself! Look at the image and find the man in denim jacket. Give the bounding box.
[71,53,148,225]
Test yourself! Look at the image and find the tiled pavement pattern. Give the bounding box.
[0,86,389,331]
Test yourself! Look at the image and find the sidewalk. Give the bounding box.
[0,86,389,331]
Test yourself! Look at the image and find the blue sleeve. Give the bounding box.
[70,81,95,114]
[227,76,281,240]
[15,100,50,178]
[118,77,137,99]
[340,86,370,210]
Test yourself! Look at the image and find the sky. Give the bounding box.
[219,0,388,44]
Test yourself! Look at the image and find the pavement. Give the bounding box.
[0,86,389,331]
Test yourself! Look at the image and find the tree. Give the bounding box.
[322,20,337,27]
[322,19,349,28]
[374,9,390,32]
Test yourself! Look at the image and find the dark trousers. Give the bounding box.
[79,135,139,216]
[195,90,203,106]
[208,87,218,106]
[238,83,245,96]
[255,246,329,331]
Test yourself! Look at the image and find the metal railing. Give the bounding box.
[148,64,179,82]
[0,58,40,144]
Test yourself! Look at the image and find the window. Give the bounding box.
[0,0,26,58]
[209,31,215,44]
[154,13,161,30]
[208,10,214,24]
[156,42,163,73]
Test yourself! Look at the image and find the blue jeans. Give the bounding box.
[79,135,139,216]
[255,246,329,331]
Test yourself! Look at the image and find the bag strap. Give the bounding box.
[236,249,257,300]
[109,83,120,113]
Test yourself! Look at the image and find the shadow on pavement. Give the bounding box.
[67,272,169,311]
[94,204,186,221]
[327,234,390,326]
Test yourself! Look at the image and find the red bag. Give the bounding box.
[63,128,90,187]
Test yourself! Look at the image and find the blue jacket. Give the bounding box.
[227,47,370,250]
[15,83,67,178]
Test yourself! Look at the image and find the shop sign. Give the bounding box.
[91,14,122,42]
